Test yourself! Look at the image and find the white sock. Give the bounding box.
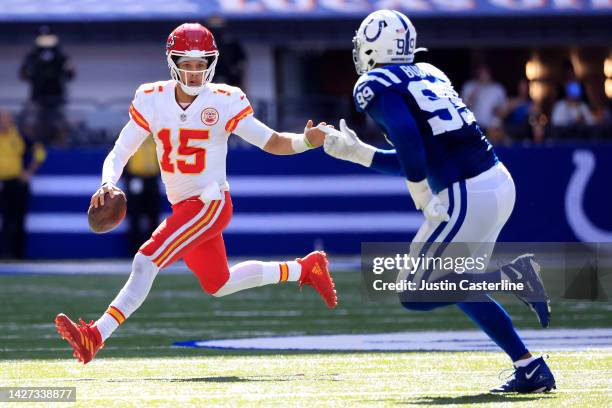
[514,355,538,368]
[213,260,302,297]
[94,253,159,341]
[286,261,302,281]
[95,314,119,342]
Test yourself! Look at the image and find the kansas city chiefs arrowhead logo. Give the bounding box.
[166,35,175,50]
[201,107,219,126]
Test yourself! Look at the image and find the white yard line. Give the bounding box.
[176,328,612,352]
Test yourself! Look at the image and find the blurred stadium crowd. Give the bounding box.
[2,26,611,148]
[1,9,611,149]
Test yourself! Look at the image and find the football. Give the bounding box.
[87,192,127,234]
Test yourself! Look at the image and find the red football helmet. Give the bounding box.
[166,23,219,95]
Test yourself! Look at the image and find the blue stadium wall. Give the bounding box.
[22,144,612,259]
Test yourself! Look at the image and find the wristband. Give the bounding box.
[291,133,313,153]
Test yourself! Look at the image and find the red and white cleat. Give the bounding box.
[55,313,104,364]
[297,251,338,309]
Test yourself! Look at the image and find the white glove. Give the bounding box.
[423,194,450,223]
[406,179,450,223]
[322,119,376,167]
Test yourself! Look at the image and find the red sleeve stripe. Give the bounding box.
[129,104,151,132]
[225,105,254,133]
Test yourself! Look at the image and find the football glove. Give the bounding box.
[322,119,376,167]
[406,179,450,223]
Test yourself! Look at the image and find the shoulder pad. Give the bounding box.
[135,81,171,96]
[208,83,243,98]
[415,63,451,83]
[353,70,399,112]
[367,66,404,85]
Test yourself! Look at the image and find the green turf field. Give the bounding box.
[2,352,611,407]
[1,272,611,406]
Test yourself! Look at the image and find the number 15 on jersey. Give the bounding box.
[156,128,210,174]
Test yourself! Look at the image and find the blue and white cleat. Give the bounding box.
[491,356,556,393]
[502,254,551,328]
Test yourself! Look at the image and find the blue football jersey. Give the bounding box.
[352,62,498,193]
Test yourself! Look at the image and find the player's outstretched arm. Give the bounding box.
[370,149,404,176]
[233,115,329,155]
[263,120,328,155]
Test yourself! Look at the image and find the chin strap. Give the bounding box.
[179,82,204,96]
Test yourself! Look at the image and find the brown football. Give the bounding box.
[87,192,127,234]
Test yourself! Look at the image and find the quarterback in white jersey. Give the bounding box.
[54,23,337,365]
[116,80,261,204]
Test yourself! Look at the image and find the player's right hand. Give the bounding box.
[90,182,125,208]
[303,120,330,148]
[323,119,376,167]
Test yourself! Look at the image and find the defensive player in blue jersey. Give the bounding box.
[322,10,556,393]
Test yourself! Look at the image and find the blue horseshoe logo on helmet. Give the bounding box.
[364,19,387,42]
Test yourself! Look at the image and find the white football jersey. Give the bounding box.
[128,80,262,204]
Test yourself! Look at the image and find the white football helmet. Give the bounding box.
[352,9,426,75]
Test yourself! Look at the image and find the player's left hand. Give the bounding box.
[406,179,449,223]
[423,195,450,223]
[304,119,331,148]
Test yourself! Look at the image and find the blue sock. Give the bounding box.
[457,296,528,361]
